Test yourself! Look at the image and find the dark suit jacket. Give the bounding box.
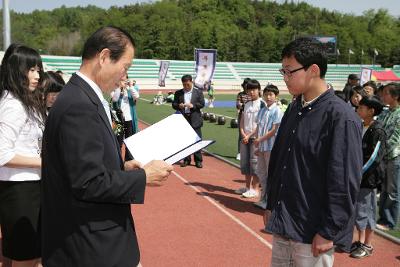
[41,73,146,267]
[172,87,205,129]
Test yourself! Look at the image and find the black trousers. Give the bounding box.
[124,120,134,161]
[184,127,203,164]
[237,112,243,153]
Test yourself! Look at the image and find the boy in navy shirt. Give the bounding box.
[265,38,363,267]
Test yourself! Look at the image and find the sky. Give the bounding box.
[4,0,400,17]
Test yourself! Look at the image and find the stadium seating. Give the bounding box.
[40,54,387,91]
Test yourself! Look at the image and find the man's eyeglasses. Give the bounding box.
[279,65,309,77]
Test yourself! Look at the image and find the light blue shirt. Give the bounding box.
[256,102,283,152]
[183,87,193,114]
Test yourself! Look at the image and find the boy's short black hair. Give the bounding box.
[348,74,359,81]
[181,74,193,83]
[359,96,384,116]
[383,82,400,101]
[281,37,327,78]
[263,84,279,96]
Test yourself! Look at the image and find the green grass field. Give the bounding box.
[137,94,241,164]
[388,228,400,239]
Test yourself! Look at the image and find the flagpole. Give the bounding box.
[373,54,376,67]
[373,48,378,68]
[3,0,11,50]
[336,53,338,66]
[348,52,350,66]
[336,49,340,66]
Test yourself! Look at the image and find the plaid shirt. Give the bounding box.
[378,106,400,160]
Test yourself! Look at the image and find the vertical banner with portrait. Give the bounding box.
[360,68,372,86]
[158,61,170,87]
[194,49,217,89]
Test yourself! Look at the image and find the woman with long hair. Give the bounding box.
[0,43,45,267]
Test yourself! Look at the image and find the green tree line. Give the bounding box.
[1,0,399,67]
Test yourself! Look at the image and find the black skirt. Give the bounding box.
[0,180,41,260]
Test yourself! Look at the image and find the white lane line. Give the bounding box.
[138,97,236,120]
[172,170,273,249]
[139,97,151,102]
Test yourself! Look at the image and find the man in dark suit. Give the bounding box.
[172,75,205,168]
[41,26,173,267]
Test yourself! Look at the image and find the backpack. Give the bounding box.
[361,125,387,189]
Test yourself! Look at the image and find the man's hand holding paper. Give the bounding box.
[143,160,173,184]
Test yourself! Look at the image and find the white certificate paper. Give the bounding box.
[124,114,214,165]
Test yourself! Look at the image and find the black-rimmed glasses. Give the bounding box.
[279,66,309,77]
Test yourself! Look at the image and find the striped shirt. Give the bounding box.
[256,103,283,152]
[378,105,400,160]
[236,91,252,113]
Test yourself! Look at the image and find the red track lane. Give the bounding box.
[132,122,400,267]
[133,154,272,266]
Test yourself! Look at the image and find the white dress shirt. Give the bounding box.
[76,71,112,127]
[0,91,43,181]
[183,88,193,114]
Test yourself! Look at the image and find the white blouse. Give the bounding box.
[0,91,43,181]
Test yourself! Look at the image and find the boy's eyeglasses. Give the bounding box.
[279,65,309,77]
